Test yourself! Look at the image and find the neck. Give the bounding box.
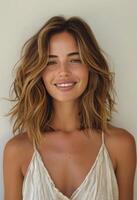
[49,100,81,133]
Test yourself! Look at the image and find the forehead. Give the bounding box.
[48,31,79,54]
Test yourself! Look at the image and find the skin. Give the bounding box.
[42,31,89,132]
[3,31,137,200]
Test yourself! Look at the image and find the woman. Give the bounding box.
[3,15,136,200]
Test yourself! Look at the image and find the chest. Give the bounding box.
[37,145,103,198]
[23,140,116,198]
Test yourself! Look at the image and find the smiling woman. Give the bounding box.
[3,15,136,200]
[42,31,89,103]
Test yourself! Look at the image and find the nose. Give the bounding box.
[58,62,71,77]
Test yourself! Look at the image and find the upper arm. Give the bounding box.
[115,130,137,200]
[3,137,24,200]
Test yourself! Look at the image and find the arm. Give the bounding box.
[3,138,24,200]
[115,130,137,200]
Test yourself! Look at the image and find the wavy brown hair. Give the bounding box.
[6,15,117,147]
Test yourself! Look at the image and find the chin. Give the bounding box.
[51,94,81,102]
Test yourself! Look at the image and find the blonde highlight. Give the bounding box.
[5,15,117,147]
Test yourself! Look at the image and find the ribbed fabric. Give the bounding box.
[22,131,119,200]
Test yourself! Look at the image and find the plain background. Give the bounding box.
[0,0,137,199]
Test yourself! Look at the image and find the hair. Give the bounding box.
[5,15,117,147]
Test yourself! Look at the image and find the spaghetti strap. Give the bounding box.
[102,130,105,145]
[32,138,37,151]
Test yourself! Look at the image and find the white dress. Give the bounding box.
[22,131,119,200]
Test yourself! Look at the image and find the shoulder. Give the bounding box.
[4,132,32,152]
[3,132,33,167]
[3,133,33,199]
[105,124,136,157]
[103,124,136,168]
[106,125,137,199]
[106,124,136,150]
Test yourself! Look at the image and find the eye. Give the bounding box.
[70,59,82,63]
[47,61,57,66]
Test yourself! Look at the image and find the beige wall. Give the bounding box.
[0,0,137,199]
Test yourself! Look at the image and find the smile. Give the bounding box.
[55,82,77,87]
[54,82,77,91]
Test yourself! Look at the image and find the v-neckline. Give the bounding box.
[35,142,104,199]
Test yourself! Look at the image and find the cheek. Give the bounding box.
[78,68,89,83]
[80,71,89,91]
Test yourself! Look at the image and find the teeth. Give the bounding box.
[56,82,76,87]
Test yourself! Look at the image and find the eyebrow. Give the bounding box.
[48,52,79,58]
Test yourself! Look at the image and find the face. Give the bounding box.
[42,31,89,102]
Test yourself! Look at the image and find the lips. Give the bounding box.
[55,84,76,92]
[54,81,77,85]
[55,82,76,88]
[53,80,77,91]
